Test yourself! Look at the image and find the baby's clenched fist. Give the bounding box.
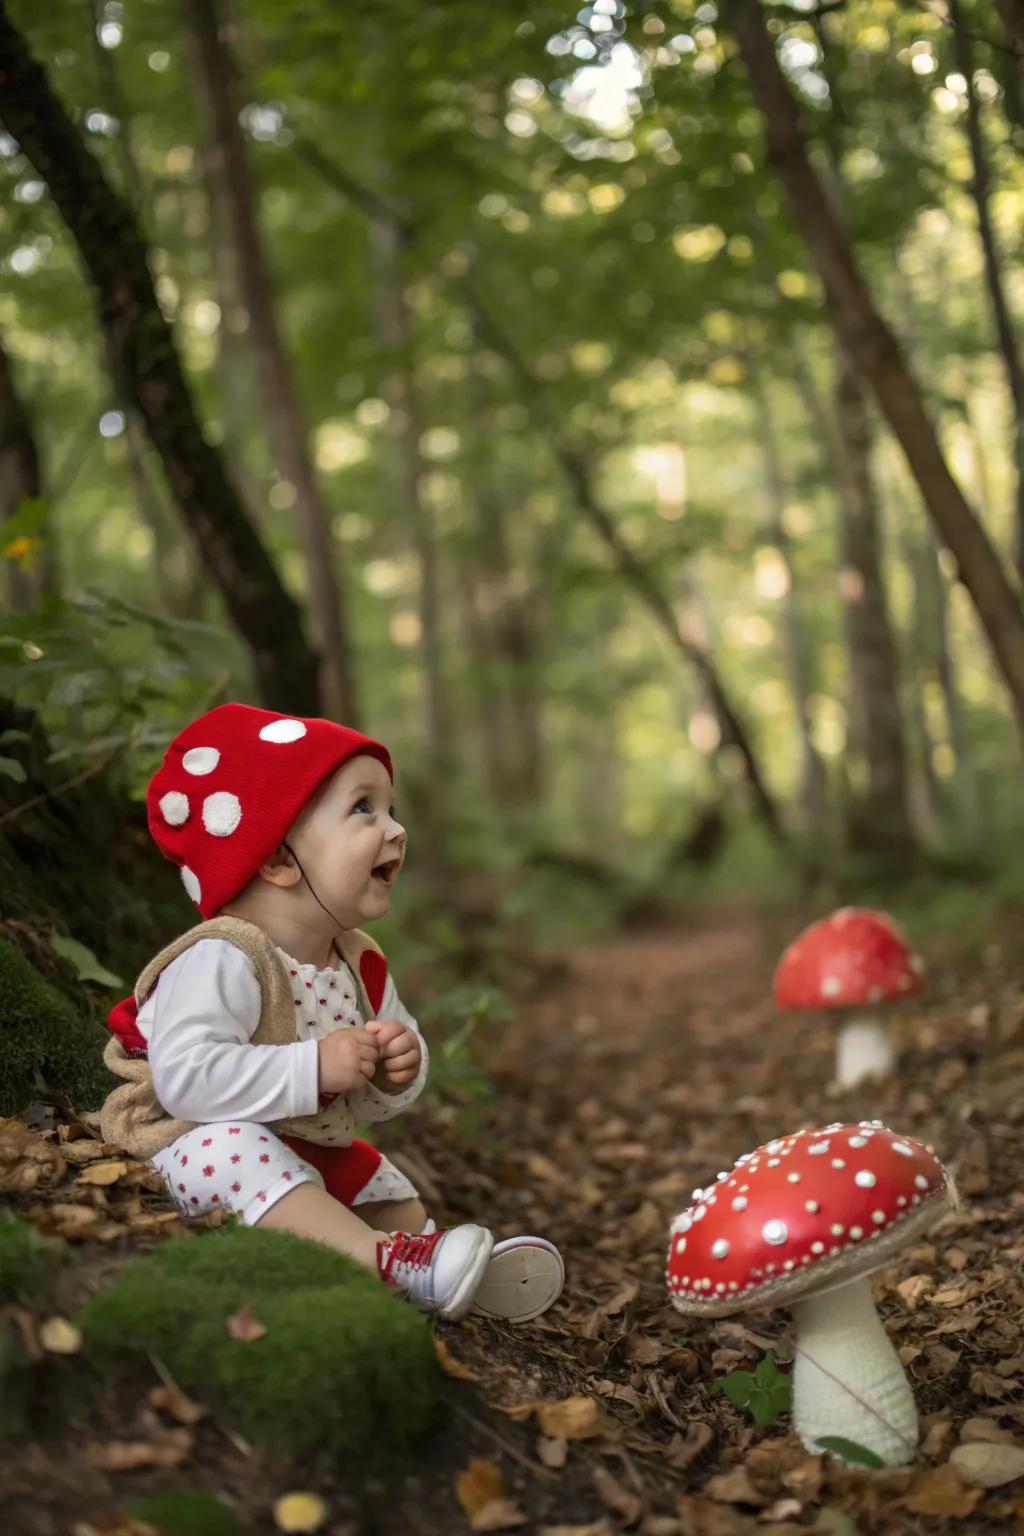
[317,1027,379,1094]
[365,1018,422,1092]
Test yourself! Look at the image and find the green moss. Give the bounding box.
[123,1491,249,1536]
[81,1225,440,1458]
[0,936,113,1115]
[0,1214,64,1304]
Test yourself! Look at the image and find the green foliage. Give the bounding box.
[714,1348,792,1428]
[0,936,112,1115]
[48,934,124,989]
[0,1214,64,1304]
[81,1225,441,1458]
[123,1492,249,1536]
[816,1436,886,1469]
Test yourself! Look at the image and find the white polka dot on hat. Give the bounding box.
[146,703,393,917]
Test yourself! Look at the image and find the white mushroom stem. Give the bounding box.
[835,1012,895,1089]
[790,1275,917,1467]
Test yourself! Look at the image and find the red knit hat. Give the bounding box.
[146,702,394,918]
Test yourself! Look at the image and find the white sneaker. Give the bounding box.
[472,1236,565,1323]
[376,1224,493,1320]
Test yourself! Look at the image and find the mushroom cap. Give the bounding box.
[666,1122,951,1318]
[773,907,925,1012]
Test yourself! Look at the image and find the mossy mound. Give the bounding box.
[0,1213,64,1304]
[0,936,113,1115]
[81,1225,441,1458]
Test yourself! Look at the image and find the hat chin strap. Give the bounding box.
[281,839,348,946]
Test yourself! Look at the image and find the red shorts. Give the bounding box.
[281,1134,384,1208]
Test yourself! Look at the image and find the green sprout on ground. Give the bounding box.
[714,1347,793,1427]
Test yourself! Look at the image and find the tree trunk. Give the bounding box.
[0,6,319,713]
[723,0,1024,730]
[181,0,358,724]
[951,0,1024,579]
[746,350,831,845]
[468,290,788,848]
[832,362,915,856]
[896,525,946,844]
[0,333,52,613]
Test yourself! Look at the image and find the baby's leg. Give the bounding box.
[151,1122,390,1270]
[356,1196,427,1233]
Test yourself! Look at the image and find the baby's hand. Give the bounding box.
[365,1018,422,1093]
[317,1027,379,1094]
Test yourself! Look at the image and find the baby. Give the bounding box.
[100,702,564,1323]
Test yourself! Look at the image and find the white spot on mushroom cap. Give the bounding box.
[159,791,189,826]
[182,746,220,776]
[259,718,307,743]
[855,1169,877,1188]
[849,1135,868,1148]
[914,1174,930,1190]
[821,975,842,998]
[180,865,201,903]
[808,1141,829,1155]
[893,1142,913,1157]
[731,1196,747,1212]
[712,1239,730,1259]
[763,1220,788,1246]
[202,791,242,837]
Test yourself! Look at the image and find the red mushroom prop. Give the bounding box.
[773,909,925,1090]
[667,1122,953,1467]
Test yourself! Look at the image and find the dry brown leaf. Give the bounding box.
[536,1436,568,1469]
[455,1460,527,1531]
[76,1159,129,1186]
[948,1442,1024,1489]
[960,1417,1019,1445]
[38,1316,82,1354]
[535,1395,605,1440]
[621,1332,666,1366]
[434,1335,480,1380]
[538,1526,612,1536]
[901,1465,982,1517]
[591,1463,643,1524]
[895,1274,934,1308]
[85,1428,192,1471]
[0,1122,65,1193]
[148,1382,206,1424]
[59,1138,124,1166]
[666,1420,714,1470]
[273,1492,328,1533]
[225,1302,267,1342]
[704,1467,765,1508]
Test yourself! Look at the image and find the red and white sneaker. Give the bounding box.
[471,1236,565,1323]
[376,1224,493,1320]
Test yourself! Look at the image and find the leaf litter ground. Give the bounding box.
[2,906,1023,1535]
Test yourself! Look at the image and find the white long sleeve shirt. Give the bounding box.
[137,938,428,1132]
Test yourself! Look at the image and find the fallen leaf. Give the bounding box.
[38,1316,82,1354]
[71,1518,158,1536]
[902,1465,981,1517]
[592,1463,643,1524]
[538,1526,612,1536]
[76,1159,129,1186]
[273,1492,328,1533]
[948,1442,1024,1489]
[0,1122,65,1192]
[225,1303,266,1342]
[455,1460,527,1531]
[59,1138,125,1166]
[667,1420,714,1469]
[434,1335,480,1380]
[537,1436,568,1469]
[148,1382,206,1424]
[704,1467,765,1507]
[85,1429,192,1471]
[960,1417,1019,1445]
[535,1396,605,1440]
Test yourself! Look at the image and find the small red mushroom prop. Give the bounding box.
[667,1121,953,1467]
[773,908,925,1090]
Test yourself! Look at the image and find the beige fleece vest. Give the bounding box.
[99,916,385,1160]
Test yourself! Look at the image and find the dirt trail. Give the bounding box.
[6,909,1024,1534]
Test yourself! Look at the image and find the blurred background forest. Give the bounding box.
[4,0,1024,956]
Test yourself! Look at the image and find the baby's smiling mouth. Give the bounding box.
[371,857,400,886]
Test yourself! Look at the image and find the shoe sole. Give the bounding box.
[472,1238,565,1323]
[437,1231,494,1322]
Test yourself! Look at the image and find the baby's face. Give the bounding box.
[291,752,406,927]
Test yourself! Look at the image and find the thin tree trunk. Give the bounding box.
[723,0,1024,729]
[369,212,453,884]
[0,333,51,612]
[833,362,915,856]
[468,290,787,848]
[897,524,946,844]
[746,350,831,845]
[925,526,983,844]
[451,541,513,809]
[0,7,319,712]
[951,0,1024,579]
[182,0,358,724]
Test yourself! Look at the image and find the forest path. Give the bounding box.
[5,907,1023,1535]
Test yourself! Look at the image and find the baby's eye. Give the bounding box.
[352,796,373,814]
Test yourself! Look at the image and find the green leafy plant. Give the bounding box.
[714,1348,793,1428]
[816,1436,886,1469]
[49,934,124,989]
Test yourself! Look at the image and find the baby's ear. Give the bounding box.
[256,844,302,887]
